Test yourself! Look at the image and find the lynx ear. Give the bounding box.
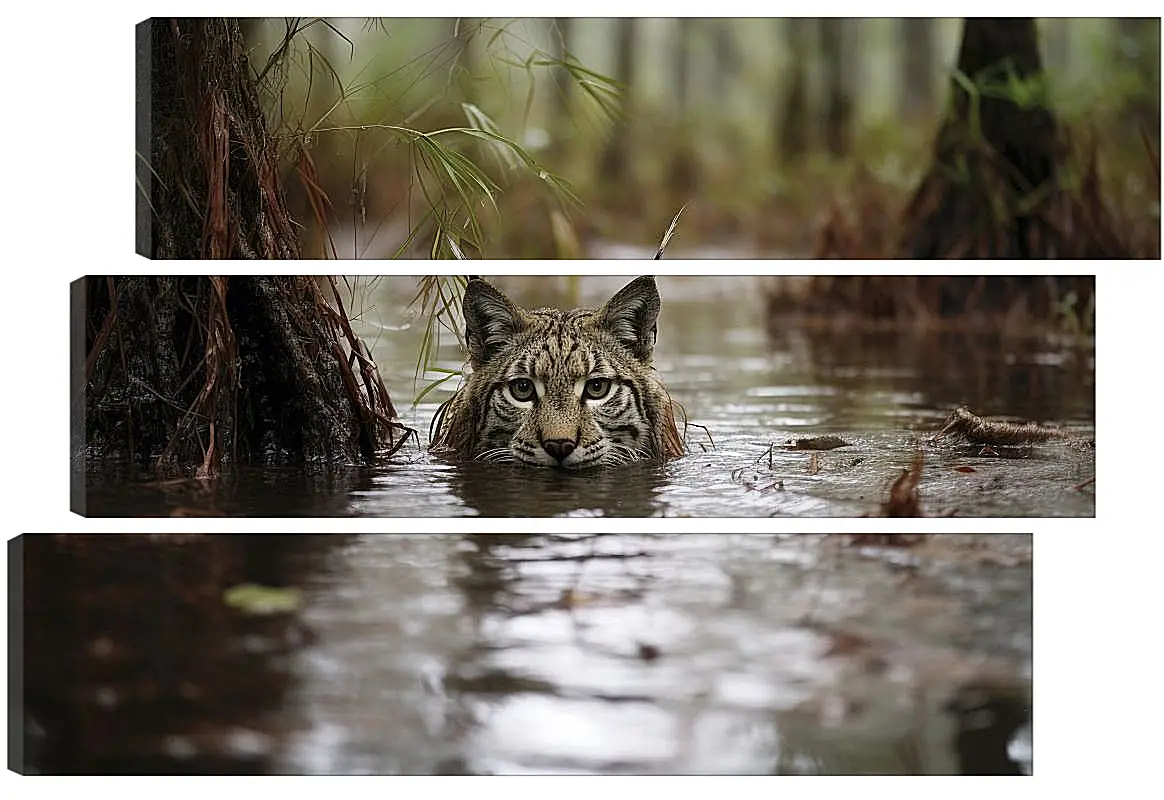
[463,279,526,369]
[599,276,660,363]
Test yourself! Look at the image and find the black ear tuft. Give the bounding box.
[598,276,661,363]
[463,279,525,369]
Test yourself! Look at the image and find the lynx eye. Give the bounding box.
[583,377,613,400]
[508,378,536,402]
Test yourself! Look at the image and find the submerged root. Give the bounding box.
[931,406,1088,447]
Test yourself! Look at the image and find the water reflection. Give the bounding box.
[20,534,349,774]
[19,534,1031,775]
[449,461,668,517]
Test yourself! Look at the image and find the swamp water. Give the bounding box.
[81,276,1094,517]
[20,533,1033,775]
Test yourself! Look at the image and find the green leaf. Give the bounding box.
[223,583,304,616]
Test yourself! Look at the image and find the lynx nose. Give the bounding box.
[542,438,576,463]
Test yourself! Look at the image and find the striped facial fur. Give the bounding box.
[430,276,684,470]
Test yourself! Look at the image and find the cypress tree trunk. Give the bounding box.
[899,18,1127,258]
[79,276,405,480]
[137,18,299,259]
[122,20,404,482]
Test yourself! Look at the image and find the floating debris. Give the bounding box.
[785,436,850,451]
[845,534,928,548]
[869,450,928,517]
[931,406,1088,447]
[636,643,662,662]
[223,584,303,616]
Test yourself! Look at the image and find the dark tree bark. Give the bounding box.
[79,276,405,480]
[122,20,404,480]
[899,18,1128,258]
[900,18,935,123]
[137,18,300,259]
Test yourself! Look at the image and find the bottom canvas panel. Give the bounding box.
[11,533,1031,775]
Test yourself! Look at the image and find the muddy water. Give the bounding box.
[81,276,1094,517]
[20,534,1032,775]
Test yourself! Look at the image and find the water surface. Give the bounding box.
[21,533,1033,775]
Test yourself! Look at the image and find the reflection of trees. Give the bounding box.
[20,534,346,774]
[765,321,1094,423]
[83,464,382,516]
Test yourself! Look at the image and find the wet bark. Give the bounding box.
[137,18,300,259]
[79,276,405,480]
[899,18,1128,258]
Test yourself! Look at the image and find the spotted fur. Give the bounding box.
[430,276,684,469]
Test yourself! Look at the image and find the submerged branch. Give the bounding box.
[931,406,1088,447]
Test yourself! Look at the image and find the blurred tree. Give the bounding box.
[820,18,853,157]
[667,18,700,196]
[899,18,1126,257]
[777,18,811,162]
[710,19,738,101]
[900,18,936,123]
[599,18,637,185]
[452,17,479,105]
[1115,18,1161,142]
[550,17,573,136]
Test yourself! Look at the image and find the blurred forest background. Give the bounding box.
[141,18,1160,258]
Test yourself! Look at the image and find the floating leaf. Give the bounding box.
[223,583,304,616]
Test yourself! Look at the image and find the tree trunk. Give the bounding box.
[666,18,699,197]
[1115,18,1161,143]
[777,18,811,162]
[900,18,935,123]
[899,18,1128,258]
[79,276,405,481]
[598,18,636,184]
[820,18,852,157]
[550,18,573,124]
[137,18,300,259]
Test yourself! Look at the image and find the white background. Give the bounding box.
[2,1,1161,793]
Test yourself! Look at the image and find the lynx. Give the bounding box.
[430,276,684,469]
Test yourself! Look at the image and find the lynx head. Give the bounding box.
[432,276,683,469]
